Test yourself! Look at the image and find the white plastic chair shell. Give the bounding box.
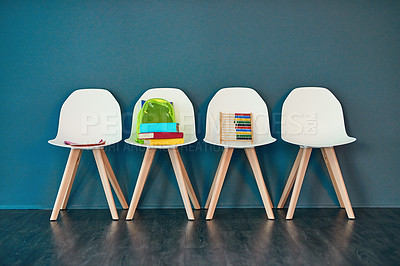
[125,88,197,149]
[49,89,122,150]
[281,87,356,148]
[204,87,276,148]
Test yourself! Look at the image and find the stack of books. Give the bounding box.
[138,122,184,145]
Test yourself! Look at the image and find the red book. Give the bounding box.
[138,132,184,139]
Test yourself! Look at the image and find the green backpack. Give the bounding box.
[135,98,175,144]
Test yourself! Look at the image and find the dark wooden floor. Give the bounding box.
[0,208,399,265]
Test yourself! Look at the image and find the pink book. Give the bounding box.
[64,139,106,147]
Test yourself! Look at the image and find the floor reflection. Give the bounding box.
[206,220,224,248]
[50,213,83,265]
[251,218,275,250]
[51,211,124,264]
[44,209,375,265]
[206,213,275,264]
[283,210,354,264]
[126,211,190,264]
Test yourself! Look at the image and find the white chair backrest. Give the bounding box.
[281,87,355,147]
[204,87,276,148]
[127,88,197,145]
[52,89,122,145]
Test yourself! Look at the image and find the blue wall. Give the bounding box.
[1,0,399,209]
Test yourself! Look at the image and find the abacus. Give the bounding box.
[220,112,253,144]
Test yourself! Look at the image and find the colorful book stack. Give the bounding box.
[138,122,184,145]
[234,113,252,140]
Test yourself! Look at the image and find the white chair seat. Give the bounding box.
[124,138,197,149]
[281,87,356,147]
[48,139,117,150]
[204,137,275,148]
[284,136,356,148]
[204,87,275,148]
[125,88,197,146]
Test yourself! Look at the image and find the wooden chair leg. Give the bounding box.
[168,148,194,220]
[176,150,201,209]
[93,149,118,220]
[61,149,82,210]
[50,149,82,221]
[244,148,275,219]
[286,147,312,220]
[126,148,156,220]
[323,147,355,219]
[321,148,345,208]
[206,148,234,220]
[205,151,226,209]
[100,149,128,209]
[277,148,303,209]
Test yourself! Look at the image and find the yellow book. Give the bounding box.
[144,138,184,145]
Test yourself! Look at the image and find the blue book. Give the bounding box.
[140,122,179,133]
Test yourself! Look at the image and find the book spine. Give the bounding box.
[140,123,179,133]
[144,138,184,145]
[137,133,154,139]
[138,132,183,139]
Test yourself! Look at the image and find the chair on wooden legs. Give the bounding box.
[204,87,276,220]
[125,88,200,221]
[277,87,356,219]
[49,89,128,221]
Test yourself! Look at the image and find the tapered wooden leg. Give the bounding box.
[206,148,234,220]
[126,148,156,220]
[321,148,345,208]
[286,147,312,220]
[100,149,128,209]
[244,147,275,219]
[50,149,82,221]
[244,148,275,219]
[93,149,118,220]
[176,151,201,209]
[323,147,355,219]
[205,151,226,209]
[61,149,82,210]
[168,148,194,220]
[277,148,303,209]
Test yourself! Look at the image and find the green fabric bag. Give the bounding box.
[135,98,175,143]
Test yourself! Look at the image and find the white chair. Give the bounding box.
[204,87,276,220]
[277,87,356,219]
[125,88,200,220]
[49,89,128,220]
